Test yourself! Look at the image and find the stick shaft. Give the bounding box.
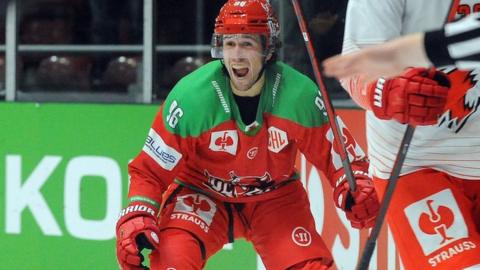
[357,125,415,270]
[290,0,356,191]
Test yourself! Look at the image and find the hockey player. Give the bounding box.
[323,12,480,80]
[115,0,380,269]
[337,0,480,269]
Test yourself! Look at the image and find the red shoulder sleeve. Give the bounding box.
[127,106,187,204]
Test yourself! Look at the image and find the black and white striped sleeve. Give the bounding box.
[425,12,480,69]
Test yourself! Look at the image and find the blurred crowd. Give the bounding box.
[0,0,348,101]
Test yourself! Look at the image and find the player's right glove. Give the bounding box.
[116,202,161,270]
[333,170,380,229]
[369,67,450,126]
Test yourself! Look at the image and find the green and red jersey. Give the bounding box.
[128,60,368,207]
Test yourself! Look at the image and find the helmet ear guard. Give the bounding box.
[210,34,225,59]
[211,0,280,59]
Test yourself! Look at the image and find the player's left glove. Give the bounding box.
[333,171,380,229]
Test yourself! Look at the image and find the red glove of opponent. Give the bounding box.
[369,67,450,126]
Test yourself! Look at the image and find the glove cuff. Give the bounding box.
[331,162,369,188]
[332,163,370,210]
[117,200,159,230]
[369,78,390,120]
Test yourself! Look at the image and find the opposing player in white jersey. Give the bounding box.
[323,12,480,80]
[340,0,480,269]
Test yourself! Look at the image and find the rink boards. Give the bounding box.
[0,102,402,269]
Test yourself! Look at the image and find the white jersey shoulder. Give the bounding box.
[343,0,453,53]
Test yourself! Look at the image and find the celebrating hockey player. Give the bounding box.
[338,0,480,269]
[115,0,380,269]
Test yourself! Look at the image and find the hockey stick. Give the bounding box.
[356,125,415,270]
[290,0,356,191]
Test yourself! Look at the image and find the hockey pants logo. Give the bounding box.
[404,189,468,255]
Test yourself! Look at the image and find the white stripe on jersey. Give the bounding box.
[445,13,480,36]
[445,13,480,65]
[366,111,480,180]
[456,60,480,70]
[448,36,480,59]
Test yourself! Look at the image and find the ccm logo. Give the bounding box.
[373,78,386,108]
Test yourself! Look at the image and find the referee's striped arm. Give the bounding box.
[425,13,480,69]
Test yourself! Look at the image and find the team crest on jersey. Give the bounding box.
[171,193,217,233]
[438,4,480,133]
[268,126,288,153]
[209,130,238,155]
[404,189,469,256]
[438,69,480,133]
[203,170,275,198]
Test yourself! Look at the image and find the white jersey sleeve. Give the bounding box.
[342,0,404,54]
[339,0,406,107]
[343,0,454,54]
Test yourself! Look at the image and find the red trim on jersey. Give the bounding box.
[447,0,461,22]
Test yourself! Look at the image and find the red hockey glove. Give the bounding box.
[333,171,380,229]
[116,202,161,270]
[369,67,450,126]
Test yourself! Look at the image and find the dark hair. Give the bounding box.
[262,36,282,65]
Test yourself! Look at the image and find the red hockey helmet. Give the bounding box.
[211,0,280,58]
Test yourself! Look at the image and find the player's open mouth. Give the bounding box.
[233,67,249,78]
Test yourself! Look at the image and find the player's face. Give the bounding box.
[222,34,269,91]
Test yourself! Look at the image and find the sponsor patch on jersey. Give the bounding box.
[404,189,468,255]
[143,128,182,171]
[268,126,288,153]
[171,194,217,233]
[209,130,238,155]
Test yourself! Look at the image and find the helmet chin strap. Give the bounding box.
[254,65,266,84]
[252,51,272,85]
